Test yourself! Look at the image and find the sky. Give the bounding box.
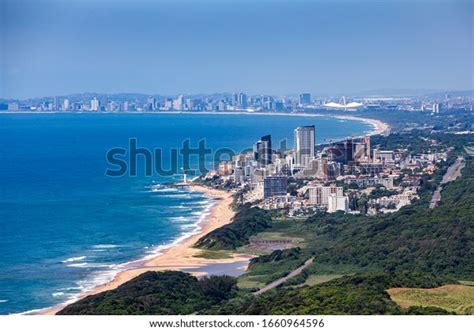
[0,0,473,99]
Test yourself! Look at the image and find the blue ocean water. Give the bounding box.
[0,113,372,314]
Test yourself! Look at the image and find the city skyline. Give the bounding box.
[1,0,473,99]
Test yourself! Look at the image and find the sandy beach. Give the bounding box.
[41,184,249,315]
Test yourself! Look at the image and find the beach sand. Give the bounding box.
[42,184,249,315]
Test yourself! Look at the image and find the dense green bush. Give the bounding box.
[58,271,237,315]
[194,206,272,250]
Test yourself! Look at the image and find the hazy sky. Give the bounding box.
[1,0,473,99]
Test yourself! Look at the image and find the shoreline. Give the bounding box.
[40,184,249,315]
[0,110,390,136]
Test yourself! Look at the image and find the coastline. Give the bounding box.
[41,184,249,315]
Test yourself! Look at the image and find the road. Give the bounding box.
[429,156,465,209]
[254,258,314,295]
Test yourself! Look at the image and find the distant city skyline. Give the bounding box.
[1,0,473,99]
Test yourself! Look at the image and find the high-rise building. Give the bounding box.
[308,184,344,207]
[90,97,100,111]
[294,126,315,167]
[53,96,59,111]
[253,135,273,167]
[146,97,157,111]
[232,93,239,106]
[62,98,70,111]
[238,93,248,109]
[186,99,194,110]
[299,158,339,181]
[299,93,311,105]
[106,101,115,112]
[352,136,371,162]
[363,136,371,162]
[173,95,184,110]
[327,194,349,213]
[263,176,288,198]
[275,101,284,111]
[260,135,272,166]
[373,149,394,164]
[122,101,129,112]
[218,100,226,111]
[328,139,353,164]
[432,103,440,113]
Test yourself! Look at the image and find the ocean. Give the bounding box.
[0,113,372,314]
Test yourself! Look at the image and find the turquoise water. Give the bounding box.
[0,113,372,314]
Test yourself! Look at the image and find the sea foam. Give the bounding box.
[62,256,86,263]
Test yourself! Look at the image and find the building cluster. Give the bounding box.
[2,92,472,113]
[205,126,449,217]
[0,93,314,113]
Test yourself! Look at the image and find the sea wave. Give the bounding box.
[67,262,117,269]
[180,224,199,230]
[187,200,210,205]
[153,193,193,198]
[149,183,180,193]
[66,263,88,268]
[168,206,193,212]
[91,244,120,249]
[0,299,8,303]
[62,256,87,263]
[169,216,189,223]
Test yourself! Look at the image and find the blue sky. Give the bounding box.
[1,0,472,99]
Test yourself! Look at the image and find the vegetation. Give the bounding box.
[387,284,474,314]
[193,250,233,259]
[367,185,397,200]
[238,248,308,288]
[203,272,456,315]
[194,205,273,250]
[58,271,237,315]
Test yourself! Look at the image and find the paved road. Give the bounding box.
[254,258,314,295]
[429,156,465,209]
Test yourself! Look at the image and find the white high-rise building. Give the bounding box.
[173,95,184,110]
[62,98,70,111]
[90,97,99,111]
[294,126,315,167]
[327,194,349,213]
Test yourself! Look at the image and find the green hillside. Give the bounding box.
[58,271,237,315]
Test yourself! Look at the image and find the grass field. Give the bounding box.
[193,249,233,259]
[387,284,474,314]
[237,231,305,255]
[237,275,266,290]
[303,274,344,286]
